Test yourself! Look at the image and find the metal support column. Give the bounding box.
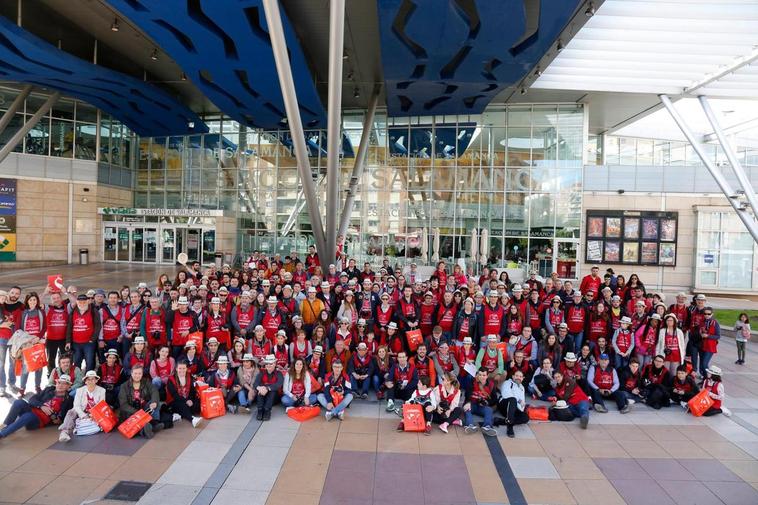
[0,91,59,165]
[262,0,327,257]
[325,0,346,264]
[338,87,379,239]
[698,95,758,217]
[0,84,31,136]
[660,94,758,243]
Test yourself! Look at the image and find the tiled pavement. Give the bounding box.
[0,265,758,504]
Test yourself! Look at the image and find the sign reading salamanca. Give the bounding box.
[98,207,224,217]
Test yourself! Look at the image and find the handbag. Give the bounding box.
[200,387,226,419]
[118,409,152,439]
[90,401,118,433]
[687,388,714,417]
[527,405,549,422]
[74,417,102,436]
[287,405,320,422]
[22,343,48,373]
[402,403,426,432]
[405,329,423,353]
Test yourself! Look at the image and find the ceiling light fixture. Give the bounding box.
[520,88,526,95]
[585,3,595,16]
[353,88,360,98]
[534,68,541,77]
[557,41,564,52]
[150,48,158,61]
[111,18,119,32]
[180,72,187,81]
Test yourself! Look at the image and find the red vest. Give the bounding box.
[593,367,614,389]
[482,304,504,336]
[290,376,305,397]
[616,329,632,353]
[436,351,455,373]
[393,364,415,383]
[437,304,457,332]
[708,380,722,409]
[23,312,43,337]
[456,346,476,371]
[99,363,122,385]
[292,341,309,360]
[588,316,608,342]
[251,339,272,361]
[236,305,256,330]
[274,344,289,369]
[481,349,500,373]
[420,303,436,335]
[125,306,144,335]
[145,310,167,346]
[101,306,124,340]
[171,311,195,346]
[45,306,68,341]
[262,310,282,343]
[547,309,563,330]
[71,309,96,344]
[566,306,586,334]
[471,379,494,402]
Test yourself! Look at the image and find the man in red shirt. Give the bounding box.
[579,266,602,301]
[66,294,102,372]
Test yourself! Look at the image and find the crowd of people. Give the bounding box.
[0,243,739,441]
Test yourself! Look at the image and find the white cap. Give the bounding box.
[211,297,221,304]
[207,337,219,345]
[321,281,330,288]
[216,355,229,364]
[696,294,707,300]
[564,352,577,361]
[84,370,100,380]
[357,318,366,326]
[620,316,632,324]
[255,324,264,331]
[706,365,722,375]
[133,336,146,344]
[313,345,324,353]
[308,287,317,293]
[487,334,498,342]
[357,342,367,350]
[138,282,148,289]
[57,374,72,384]
[462,336,473,345]
[263,354,276,365]
[388,322,398,329]
[242,353,254,361]
[262,279,270,286]
[558,322,568,329]
[178,296,189,305]
[241,291,252,298]
[267,296,278,304]
[277,329,286,336]
[573,291,582,297]
[512,284,523,292]
[650,313,662,320]
[105,348,119,357]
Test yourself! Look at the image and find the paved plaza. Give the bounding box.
[0,265,757,505]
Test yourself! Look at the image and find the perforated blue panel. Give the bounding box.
[0,16,205,137]
[106,0,326,129]
[377,0,580,116]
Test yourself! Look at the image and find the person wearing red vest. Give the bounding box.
[463,367,497,436]
[142,297,168,351]
[565,291,587,352]
[524,289,544,335]
[17,293,46,395]
[418,292,436,338]
[44,291,69,375]
[396,286,420,334]
[687,294,708,372]
[257,297,284,344]
[618,357,643,404]
[208,355,241,413]
[588,353,629,413]
[479,292,506,340]
[579,265,602,301]
[698,308,720,378]
[0,374,73,439]
[384,351,417,411]
[432,341,458,383]
[700,366,725,417]
[65,294,102,372]
[167,297,199,359]
[100,292,126,365]
[433,292,457,340]
[410,343,437,387]
[122,291,145,357]
[611,316,635,369]
[553,370,590,429]
[206,298,231,350]
[166,361,202,427]
[253,354,283,421]
[98,348,124,408]
[319,359,354,421]
[668,292,690,331]
[347,342,374,398]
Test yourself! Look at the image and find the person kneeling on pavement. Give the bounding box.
[588,353,630,414]
[59,370,105,442]
[669,364,699,408]
[253,354,283,421]
[463,367,498,437]
[397,375,436,434]
[0,374,73,439]
[385,351,418,413]
[553,369,590,429]
[117,364,165,438]
[498,370,529,438]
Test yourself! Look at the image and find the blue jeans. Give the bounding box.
[353,377,370,395]
[0,340,16,388]
[318,392,353,415]
[371,375,381,392]
[281,394,318,408]
[0,400,41,437]
[570,332,584,353]
[699,351,714,377]
[19,366,42,391]
[464,403,494,427]
[568,400,590,419]
[686,338,699,372]
[151,378,165,390]
[72,342,96,372]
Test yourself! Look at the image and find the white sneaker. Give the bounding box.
[0,386,5,396]
[325,411,333,421]
[338,411,345,420]
[722,407,732,417]
[627,399,635,405]
[439,422,449,434]
[58,431,71,443]
[285,406,293,412]
[172,413,182,423]
[680,401,688,409]
[191,416,202,428]
[386,399,395,411]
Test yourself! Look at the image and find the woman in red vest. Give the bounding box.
[98,348,124,408]
[19,292,46,395]
[149,345,175,392]
[43,290,69,374]
[65,294,101,372]
[166,360,202,427]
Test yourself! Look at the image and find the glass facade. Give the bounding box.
[696,209,757,291]
[0,85,136,169]
[135,104,585,275]
[604,135,758,168]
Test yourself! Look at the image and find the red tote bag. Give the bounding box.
[688,389,714,417]
[90,401,118,433]
[402,403,426,432]
[200,388,226,419]
[22,344,48,373]
[287,405,320,422]
[405,330,424,353]
[118,409,152,439]
[527,405,549,421]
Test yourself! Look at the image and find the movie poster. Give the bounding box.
[660,219,676,241]
[642,218,659,240]
[587,217,604,238]
[604,241,620,262]
[624,218,639,240]
[623,242,639,263]
[586,240,603,262]
[659,243,676,265]
[605,218,621,238]
[641,242,658,263]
